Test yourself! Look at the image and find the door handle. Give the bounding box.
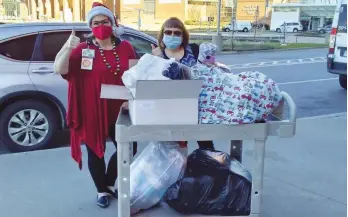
[32,68,54,74]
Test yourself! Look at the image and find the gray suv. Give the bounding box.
[0,22,157,152]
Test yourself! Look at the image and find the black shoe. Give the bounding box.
[106,188,118,199]
[96,195,109,208]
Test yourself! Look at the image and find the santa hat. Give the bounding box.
[87,2,124,36]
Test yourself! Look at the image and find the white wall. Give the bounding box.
[270,8,300,31]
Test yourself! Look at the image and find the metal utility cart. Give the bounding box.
[115,91,297,217]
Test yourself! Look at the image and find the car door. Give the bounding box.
[28,30,89,111]
[0,34,37,96]
[286,23,293,32]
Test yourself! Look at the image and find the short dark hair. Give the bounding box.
[158,17,189,50]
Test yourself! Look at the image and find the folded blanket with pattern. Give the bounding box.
[191,43,282,124]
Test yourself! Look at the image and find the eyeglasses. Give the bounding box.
[92,19,111,26]
[163,30,182,37]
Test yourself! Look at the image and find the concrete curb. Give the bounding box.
[218,47,328,55]
[297,112,347,120]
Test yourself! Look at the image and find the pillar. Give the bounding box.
[320,16,325,27]
[38,0,44,19]
[54,0,60,19]
[45,0,52,19]
[19,3,29,19]
[31,0,37,20]
[72,0,80,21]
[212,34,223,53]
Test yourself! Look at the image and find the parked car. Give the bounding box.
[222,21,252,32]
[317,25,332,34]
[0,22,157,152]
[327,0,347,89]
[276,22,303,33]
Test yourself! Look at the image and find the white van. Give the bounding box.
[327,0,347,89]
[223,21,252,32]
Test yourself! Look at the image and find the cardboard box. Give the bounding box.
[101,80,203,125]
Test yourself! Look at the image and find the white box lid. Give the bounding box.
[101,80,203,100]
[134,80,203,99]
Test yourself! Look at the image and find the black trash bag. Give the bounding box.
[162,62,185,80]
[185,149,252,182]
[163,149,252,216]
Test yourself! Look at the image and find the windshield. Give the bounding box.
[337,4,347,33]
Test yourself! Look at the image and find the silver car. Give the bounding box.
[0,22,157,152]
[317,25,332,34]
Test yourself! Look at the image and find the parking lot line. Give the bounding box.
[278,78,338,85]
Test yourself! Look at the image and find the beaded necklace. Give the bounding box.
[90,40,121,75]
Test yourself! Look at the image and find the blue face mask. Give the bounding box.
[162,35,182,49]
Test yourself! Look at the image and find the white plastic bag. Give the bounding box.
[130,141,186,214]
[122,54,172,96]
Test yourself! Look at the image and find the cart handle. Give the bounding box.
[280,91,297,123]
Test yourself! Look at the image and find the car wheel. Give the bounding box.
[0,100,59,152]
[339,75,347,89]
[293,28,298,33]
[243,27,248,32]
[319,29,325,34]
[276,28,281,33]
[225,28,230,32]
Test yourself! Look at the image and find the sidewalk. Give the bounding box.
[0,115,346,217]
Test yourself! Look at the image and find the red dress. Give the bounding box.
[62,40,136,169]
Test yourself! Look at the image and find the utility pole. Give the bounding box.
[254,6,259,42]
[212,0,223,52]
[217,0,221,35]
[283,21,286,44]
[137,9,141,31]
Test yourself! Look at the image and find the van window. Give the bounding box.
[0,34,37,61]
[337,4,347,33]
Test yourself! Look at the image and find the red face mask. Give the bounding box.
[92,25,113,40]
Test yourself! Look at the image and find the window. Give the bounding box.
[0,34,37,61]
[144,0,155,14]
[121,34,153,57]
[40,31,90,61]
[338,4,347,33]
[41,32,71,61]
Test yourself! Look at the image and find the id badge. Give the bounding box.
[81,57,93,70]
[82,49,95,59]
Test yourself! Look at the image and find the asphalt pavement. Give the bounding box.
[0,115,346,217]
[217,48,347,118]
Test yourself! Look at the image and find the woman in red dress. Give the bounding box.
[54,2,137,208]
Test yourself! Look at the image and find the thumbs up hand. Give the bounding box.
[67,28,80,49]
[151,44,163,57]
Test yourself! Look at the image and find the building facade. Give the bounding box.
[271,0,338,30]
[0,0,233,24]
[1,0,334,31]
